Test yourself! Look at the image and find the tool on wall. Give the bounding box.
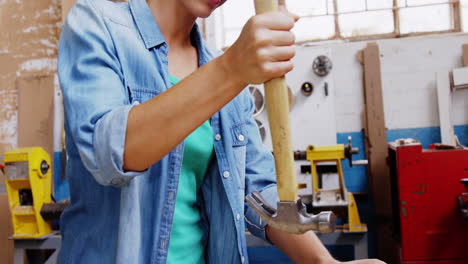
[4,147,69,238]
[301,82,314,96]
[4,147,53,238]
[294,137,367,232]
[313,55,332,77]
[246,0,336,234]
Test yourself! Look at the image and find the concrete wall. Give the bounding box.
[0,0,62,262]
[0,0,61,153]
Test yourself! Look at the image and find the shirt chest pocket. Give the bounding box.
[231,124,248,192]
[126,83,161,104]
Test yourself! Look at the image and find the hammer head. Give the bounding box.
[246,191,336,234]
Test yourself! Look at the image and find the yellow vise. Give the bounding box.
[4,147,52,238]
[305,141,366,232]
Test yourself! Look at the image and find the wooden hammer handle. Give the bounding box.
[254,0,297,202]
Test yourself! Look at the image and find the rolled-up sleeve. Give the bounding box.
[59,0,148,187]
[240,90,279,242]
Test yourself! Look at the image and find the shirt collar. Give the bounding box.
[129,0,166,49]
[191,23,212,65]
[129,0,213,63]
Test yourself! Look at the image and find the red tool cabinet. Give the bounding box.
[388,141,468,264]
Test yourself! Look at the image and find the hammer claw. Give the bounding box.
[246,192,275,220]
[246,191,337,234]
[250,191,277,215]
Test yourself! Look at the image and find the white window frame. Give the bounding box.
[203,0,462,49]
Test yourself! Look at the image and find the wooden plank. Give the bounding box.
[462,44,468,67]
[452,0,461,33]
[17,75,55,156]
[436,71,457,146]
[0,194,14,264]
[392,0,400,36]
[333,0,341,39]
[362,42,400,264]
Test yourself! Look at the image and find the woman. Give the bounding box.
[58,0,385,263]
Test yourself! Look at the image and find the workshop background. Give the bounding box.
[0,0,467,263]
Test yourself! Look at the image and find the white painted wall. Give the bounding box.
[379,34,468,129]
[251,33,468,196]
[251,33,468,153]
[255,46,338,151]
[305,33,468,134]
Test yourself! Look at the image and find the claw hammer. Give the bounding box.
[245,0,336,234]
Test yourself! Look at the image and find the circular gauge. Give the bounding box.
[313,55,333,77]
[249,86,265,117]
[255,119,266,142]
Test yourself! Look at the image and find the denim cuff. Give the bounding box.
[92,104,150,186]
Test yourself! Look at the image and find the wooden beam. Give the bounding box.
[0,194,14,264]
[17,75,55,156]
[333,0,341,39]
[452,0,461,32]
[362,42,400,264]
[393,0,400,36]
[462,44,468,67]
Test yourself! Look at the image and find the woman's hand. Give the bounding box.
[322,259,387,264]
[221,8,299,86]
[265,225,387,264]
[344,261,386,264]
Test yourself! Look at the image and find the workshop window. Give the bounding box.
[461,0,468,31]
[204,0,462,49]
[399,0,454,34]
[336,0,395,38]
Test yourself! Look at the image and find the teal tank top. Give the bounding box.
[167,75,214,264]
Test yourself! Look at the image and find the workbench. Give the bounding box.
[246,230,368,261]
[11,232,61,264]
[11,231,367,263]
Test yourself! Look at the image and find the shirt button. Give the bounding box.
[133,100,140,105]
[236,213,240,221]
[214,134,221,141]
[223,171,230,178]
[241,256,245,263]
[168,191,174,202]
[238,134,245,141]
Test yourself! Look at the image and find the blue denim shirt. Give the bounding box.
[58,0,278,263]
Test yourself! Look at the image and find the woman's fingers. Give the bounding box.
[221,9,298,84]
[258,46,296,62]
[262,60,294,78]
[278,4,300,22]
[270,30,296,46]
[255,11,295,31]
